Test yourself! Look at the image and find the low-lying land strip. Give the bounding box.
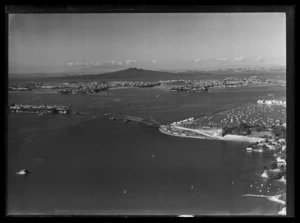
[8,103,72,115]
[9,75,285,94]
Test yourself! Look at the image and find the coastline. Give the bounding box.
[158,102,286,216]
[159,125,265,143]
[159,127,208,140]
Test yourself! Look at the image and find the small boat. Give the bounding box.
[109,116,116,120]
[104,113,111,116]
[16,169,31,175]
[178,215,194,218]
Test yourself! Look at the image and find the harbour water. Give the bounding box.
[7,85,286,215]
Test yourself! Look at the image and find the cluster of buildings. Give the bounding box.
[58,82,109,94]
[8,86,32,91]
[247,138,286,154]
[10,75,284,95]
[170,118,195,126]
[220,76,269,87]
[9,104,71,114]
[247,133,286,187]
[107,81,160,88]
[9,80,162,95]
[57,81,161,95]
[168,76,282,93]
[170,85,207,92]
[257,100,286,106]
[160,125,201,137]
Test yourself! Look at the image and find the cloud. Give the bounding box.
[217,58,228,63]
[256,56,264,62]
[124,60,137,66]
[233,56,248,62]
[66,60,136,67]
[152,60,156,64]
[194,58,201,63]
[102,60,116,65]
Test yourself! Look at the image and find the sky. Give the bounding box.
[8,13,286,74]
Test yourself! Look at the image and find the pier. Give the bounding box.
[123,115,160,127]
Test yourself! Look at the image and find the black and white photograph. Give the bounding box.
[5,6,294,216]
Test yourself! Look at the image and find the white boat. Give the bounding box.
[16,169,31,175]
[178,215,194,218]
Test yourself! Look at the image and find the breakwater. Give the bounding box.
[108,115,161,128]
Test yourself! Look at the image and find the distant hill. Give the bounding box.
[58,67,214,82]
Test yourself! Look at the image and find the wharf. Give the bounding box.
[123,115,160,127]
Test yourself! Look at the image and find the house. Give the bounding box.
[265,100,272,105]
[276,157,286,167]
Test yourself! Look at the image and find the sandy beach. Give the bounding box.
[159,125,265,143]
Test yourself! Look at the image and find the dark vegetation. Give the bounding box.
[271,125,286,139]
[221,123,269,136]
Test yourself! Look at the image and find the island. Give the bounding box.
[8,103,72,115]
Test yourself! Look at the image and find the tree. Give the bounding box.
[267,170,282,180]
[222,127,233,136]
[279,166,286,176]
[270,161,278,169]
[280,153,286,160]
[271,126,286,139]
[51,108,58,114]
[245,128,252,135]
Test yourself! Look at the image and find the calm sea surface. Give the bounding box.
[7,85,286,215]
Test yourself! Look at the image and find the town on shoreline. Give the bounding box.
[9,75,285,95]
[159,100,286,215]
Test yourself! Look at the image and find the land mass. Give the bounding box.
[9,72,285,95]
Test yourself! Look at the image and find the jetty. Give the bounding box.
[124,115,160,127]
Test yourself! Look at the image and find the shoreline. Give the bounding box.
[159,125,265,143]
[159,127,208,140]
